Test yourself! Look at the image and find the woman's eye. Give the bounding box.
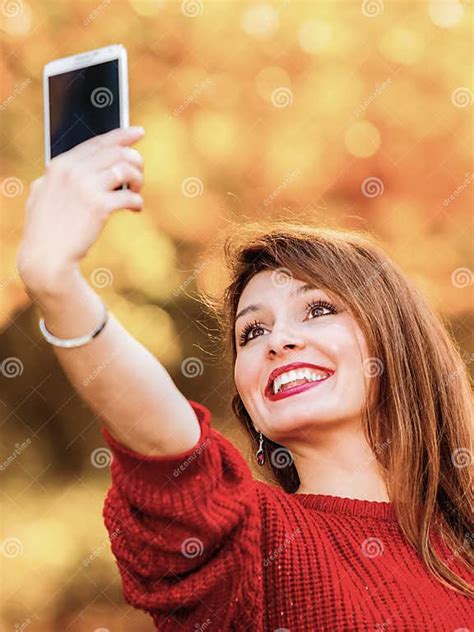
[309,305,330,318]
[248,326,264,341]
[306,299,338,320]
[239,320,265,346]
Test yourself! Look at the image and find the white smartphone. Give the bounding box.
[43,44,129,165]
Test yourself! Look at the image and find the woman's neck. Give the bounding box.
[289,425,390,502]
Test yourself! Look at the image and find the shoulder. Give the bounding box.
[253,478,305,518]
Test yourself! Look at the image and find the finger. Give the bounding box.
[25,177,43,213]
[28,176,43,198]
[60,126,145,163]
[101,162,143,193]
[86,126,144,154]
[89,146,144,172]
[102,190,144,214]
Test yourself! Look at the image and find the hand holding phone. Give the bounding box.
[17,45,146,294]
[17,126,145,295]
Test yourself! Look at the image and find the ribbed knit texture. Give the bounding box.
[101,400,473,631]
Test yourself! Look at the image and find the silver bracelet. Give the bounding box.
[38,301,109,348]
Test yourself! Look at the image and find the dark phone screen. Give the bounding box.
[48,59,120,159]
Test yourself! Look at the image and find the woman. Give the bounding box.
[17,127,473,631]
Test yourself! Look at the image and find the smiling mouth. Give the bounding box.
[265,373,333,401]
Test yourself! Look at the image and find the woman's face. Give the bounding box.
[233,269,372,443]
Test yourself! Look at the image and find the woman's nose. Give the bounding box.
[266,326,306,355]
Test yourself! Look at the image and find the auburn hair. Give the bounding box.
[199,219,473,597]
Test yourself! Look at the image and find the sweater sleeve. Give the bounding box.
[100,399,263,631]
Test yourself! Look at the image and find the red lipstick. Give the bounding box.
[264,362,334,401]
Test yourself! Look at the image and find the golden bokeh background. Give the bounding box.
[0,0,472,630]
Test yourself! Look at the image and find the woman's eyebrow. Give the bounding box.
[235,283,318,323]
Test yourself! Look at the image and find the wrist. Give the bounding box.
[30,265,106,342]
[19,257,82,300]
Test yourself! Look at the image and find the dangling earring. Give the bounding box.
[256,431,265,466]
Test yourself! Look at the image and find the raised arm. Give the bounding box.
[16,126,200,456]
[17,126,265,630]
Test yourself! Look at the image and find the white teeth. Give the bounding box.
[272,367,330,394]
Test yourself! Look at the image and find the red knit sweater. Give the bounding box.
[101,399,473,631]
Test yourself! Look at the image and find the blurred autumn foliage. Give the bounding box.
[0,0,473,630]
